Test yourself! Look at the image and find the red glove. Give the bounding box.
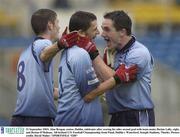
[113,64,138,84]
[77,35,99,60]
[57,28,78,50]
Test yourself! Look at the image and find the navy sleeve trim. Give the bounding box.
[31,43,40,65]
[65,50,73,74]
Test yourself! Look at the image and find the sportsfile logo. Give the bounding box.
[5,127,24,134]
[1,127,4,134]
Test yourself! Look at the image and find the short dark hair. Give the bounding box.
[31,9,57,35]
[69,11,97,32]
[104,10,132,35]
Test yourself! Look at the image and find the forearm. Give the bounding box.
[92,55,115,81]
[84,63,138,102]
[40,43,59,62]
[84,77,116,102]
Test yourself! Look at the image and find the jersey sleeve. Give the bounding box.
[69,49,100,97]
[33,39,52,72]
[126,47,154,79]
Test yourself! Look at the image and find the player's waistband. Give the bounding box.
[12,115,54,120]
[111,109,154,116]
[11,115,54,126]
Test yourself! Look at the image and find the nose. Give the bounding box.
[96,29,100,35]
[101,31,106,37]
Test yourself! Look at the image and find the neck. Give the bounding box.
[78,31,86,37]
[37,33,52,41]
[118,35,132,49]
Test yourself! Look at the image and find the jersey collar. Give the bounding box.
[118,35,136,53]
[34,36,45,41]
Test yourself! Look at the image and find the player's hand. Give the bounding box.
[53,87,59,100]
[57,28,78,50]
[83,92,97,103]
[77,35,99,60]
[113,64,138,84]
[62,26,68,36]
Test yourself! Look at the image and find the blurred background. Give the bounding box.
[0,0,180,126]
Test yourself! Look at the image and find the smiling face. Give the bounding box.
[84,20,100,40]
[101,18,126,48]
[101,18,127,49]
[69,11,99,40]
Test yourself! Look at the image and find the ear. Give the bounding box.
[119,28,126,37]
[47,21,54,31]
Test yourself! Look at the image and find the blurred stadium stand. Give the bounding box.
[0,0,180,126]
[138,33,180,72]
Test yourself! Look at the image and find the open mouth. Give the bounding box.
[92,36,96,40]
[104,37,110,42]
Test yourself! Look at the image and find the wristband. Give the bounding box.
[57,40,63,50]
[113,74,122,84]
[89,50,99,60]
[57,40,65,50]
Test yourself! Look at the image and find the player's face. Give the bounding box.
[51,17,60,40]
[101,19,121,48]
[85,20,100,40]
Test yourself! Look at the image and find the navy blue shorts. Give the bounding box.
[11,115,53,126]
[109,109,155,126]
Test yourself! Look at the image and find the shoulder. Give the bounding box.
[129,41,151,58]
[67,46,91,62]
[33,39,52,51]
[34,39,52,46]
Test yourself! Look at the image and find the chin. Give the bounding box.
[92,37,96,42]
[106,41,115,48]
[54,35,59,40]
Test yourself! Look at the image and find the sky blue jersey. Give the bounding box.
[106,36,154,114]
[13,37,56,118]
[55,46,103,126]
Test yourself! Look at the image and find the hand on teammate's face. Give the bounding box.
[57,29,79,49]
[57,27,99,53]
[76,35,97,53]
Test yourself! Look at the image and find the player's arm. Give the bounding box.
[83,64,137,102]
[76,35,115,81]
[84,77,115,102]
[92,55,115,81]
[40,29,78,62]
[40,42,60,62]
[70,47,137,102]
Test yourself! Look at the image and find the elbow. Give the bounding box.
[40,51,48,62]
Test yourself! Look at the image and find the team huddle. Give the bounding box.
[11,9,155,126]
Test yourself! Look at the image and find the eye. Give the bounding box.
[102,26,110,32]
